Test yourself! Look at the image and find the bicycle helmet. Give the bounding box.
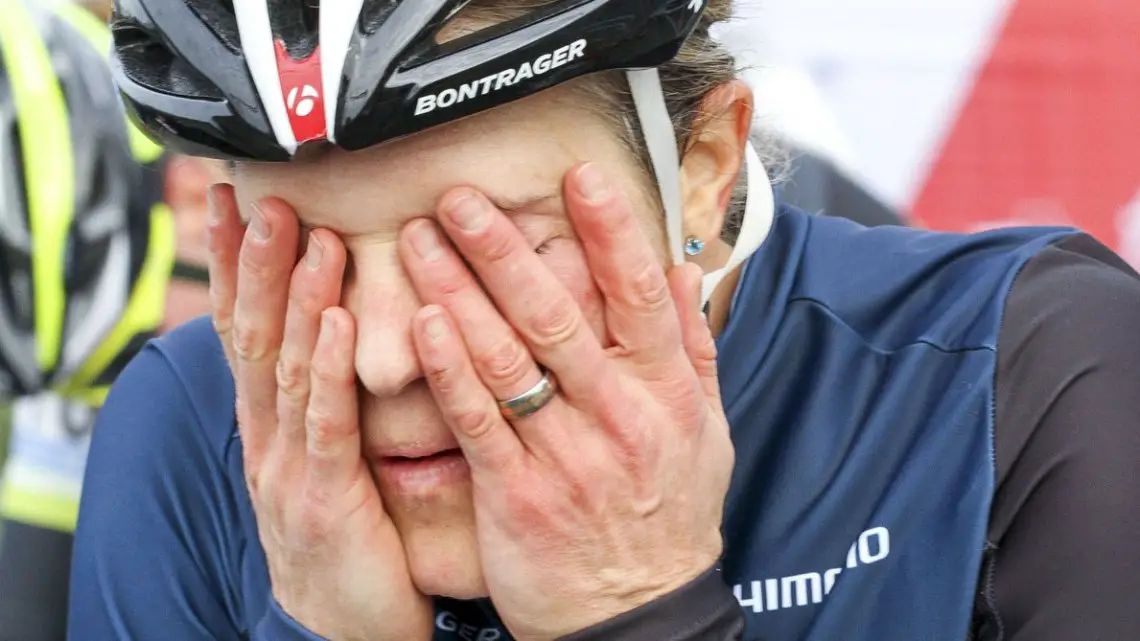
[0,0,176,403]
[110,0,774,303]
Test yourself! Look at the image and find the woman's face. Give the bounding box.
[232,85,673,598]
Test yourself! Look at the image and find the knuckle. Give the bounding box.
[476,337,532,388]
[310,354,352,387]
[275,357,308,398]
[289,284,325,318]
[295,500,334,545]
[432,272,468,300]
[304,408,343,453]
[231,316,269,361]
[480,229,516,264]
[690,335,720,373]
[629,263,670,311]
[211,309,234,337]
[527,296,581,348]
[504,482,537,514]
[425,362,460,396]
[504,483,550,527]
[247,459,286,519]
[449,404,498,441]
[243,462,265,497]
[564,470,600,513]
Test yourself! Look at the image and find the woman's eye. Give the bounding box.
[534,237,560,255]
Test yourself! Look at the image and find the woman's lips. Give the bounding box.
[376,449,470,495]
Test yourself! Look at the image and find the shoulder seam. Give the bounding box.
[782,231,1078,355]
[146,340,236,464]
[783,296,998,356]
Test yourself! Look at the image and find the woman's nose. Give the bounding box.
[351,279,425,398]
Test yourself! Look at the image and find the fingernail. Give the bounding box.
[306,234,324,270]
[448,194,489,233]
[249,203,271,242]
[424,311,449,343]
[409,221,442,262]
[576,163,611,203]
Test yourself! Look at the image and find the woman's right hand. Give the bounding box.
[206,185,434,641]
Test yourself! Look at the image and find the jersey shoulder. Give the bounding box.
[740,206,1081,354]
[145,315,237,455]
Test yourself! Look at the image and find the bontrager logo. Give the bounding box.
[733,527,890,613]
[415,39,588,116]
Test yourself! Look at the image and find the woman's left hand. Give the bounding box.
[398,163,735,641]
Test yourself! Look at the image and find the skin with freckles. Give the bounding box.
[209,77,752,639]
[233,90,653,599]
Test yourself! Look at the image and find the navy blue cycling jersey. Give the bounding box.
[68,206,1140,640]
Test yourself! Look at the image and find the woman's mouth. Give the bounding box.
[376,448,470,495]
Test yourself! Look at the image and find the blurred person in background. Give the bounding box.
[0,1,214,639]
[713,3,906,227]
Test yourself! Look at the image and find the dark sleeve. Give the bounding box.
[981,234,1140,640]
[558,565,745,641]
[68,346,324,641]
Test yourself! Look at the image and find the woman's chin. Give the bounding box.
[397,501,489,599]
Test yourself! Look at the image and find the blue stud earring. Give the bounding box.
[684,236,705,256]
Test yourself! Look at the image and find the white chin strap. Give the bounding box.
[626,69,775,307]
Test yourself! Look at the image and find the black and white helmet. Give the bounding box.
[0,0,174,402]
[111,0,774,302]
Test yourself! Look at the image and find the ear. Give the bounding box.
[678,79,754,248]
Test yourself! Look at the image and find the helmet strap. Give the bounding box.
[626,68,775,307]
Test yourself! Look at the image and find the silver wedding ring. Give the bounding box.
[498,371,558,421]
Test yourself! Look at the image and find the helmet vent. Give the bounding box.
[265,0,319,60]
[184,0,243,54]
[112,19,223,100]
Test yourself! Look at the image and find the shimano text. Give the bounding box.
[733,526,891,613]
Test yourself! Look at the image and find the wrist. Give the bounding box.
[514,553,724,641]
[555,563,744,641]
[256,598,333,641]
[272,590,358,641]
[607,544,725,614]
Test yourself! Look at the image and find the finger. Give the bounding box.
[669,262,721,403]
[434,189,608,399]
[412,306,524,474]
[564,162,682,369]
[277,229,347,442]
[206,184,243,369]
[399,219,546,405]
[306,308,363,491]
[232,199,300,453]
